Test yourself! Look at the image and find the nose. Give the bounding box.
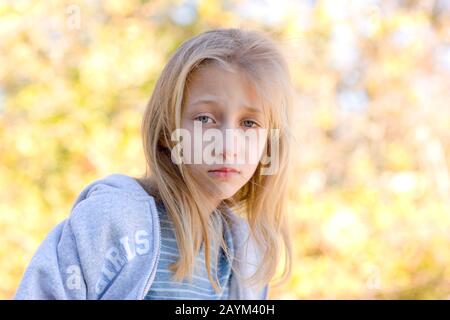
[217,124,239,163]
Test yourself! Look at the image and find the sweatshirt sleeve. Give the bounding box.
[13,219,88,300]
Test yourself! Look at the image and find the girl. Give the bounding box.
[14,28,294,300]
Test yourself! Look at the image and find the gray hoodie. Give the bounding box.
[14,173,269,300]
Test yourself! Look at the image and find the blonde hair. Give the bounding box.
[135,28,294,294]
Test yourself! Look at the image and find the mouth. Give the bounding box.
[207,167,240,179]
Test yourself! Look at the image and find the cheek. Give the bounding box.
[240,163,259,180]
[239,130,267,165]
[177,122,201,164]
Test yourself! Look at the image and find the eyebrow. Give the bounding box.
[242,105,264,115]
[188,96,264,115]
[188,96,220,108]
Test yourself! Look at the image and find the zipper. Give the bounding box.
[139,198,162,299]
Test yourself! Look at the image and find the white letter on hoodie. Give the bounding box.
[135,230,150,255]
[66,265,81,290]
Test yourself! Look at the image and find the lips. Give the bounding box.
[208,167,240,173]
[207,167,240,179]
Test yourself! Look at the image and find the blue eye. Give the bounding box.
[194,115,215,124]
[242,120,258,128]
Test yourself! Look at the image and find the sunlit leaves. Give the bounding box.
[1,0,449,300]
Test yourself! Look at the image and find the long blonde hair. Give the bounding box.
[135,28,294,294]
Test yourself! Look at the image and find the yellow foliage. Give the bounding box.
[1,0,449,300]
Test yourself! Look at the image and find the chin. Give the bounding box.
[215,187,239,200]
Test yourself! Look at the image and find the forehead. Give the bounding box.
[184,62,263,112]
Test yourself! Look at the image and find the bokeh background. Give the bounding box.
[1,0,450,299]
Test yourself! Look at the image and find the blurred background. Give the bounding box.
[1,0,450,299]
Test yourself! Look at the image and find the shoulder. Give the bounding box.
[67,173,158,235]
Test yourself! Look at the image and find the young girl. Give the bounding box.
[14,28,294,300]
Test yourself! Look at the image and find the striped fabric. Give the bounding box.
[145,199,235,300]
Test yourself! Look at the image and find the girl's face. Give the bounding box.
[179,63,268,201]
